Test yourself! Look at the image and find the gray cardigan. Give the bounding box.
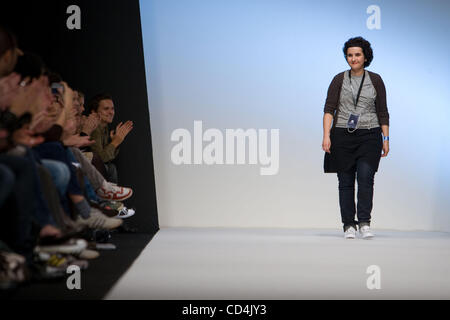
[324,71,390,127]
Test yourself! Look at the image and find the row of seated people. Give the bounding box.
[0,26,135,290]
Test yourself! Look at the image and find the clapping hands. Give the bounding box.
[110,120,133,147]
[81,113,100,135]
[63,134,95,148]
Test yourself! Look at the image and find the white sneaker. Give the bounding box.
[359,225,374,239]
[77,208,123,230]
[35,239,88,255]
[97,181,133,202]
[344,226,356,239]
[115,207,136,219]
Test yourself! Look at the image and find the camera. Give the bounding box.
[51,82,64,95]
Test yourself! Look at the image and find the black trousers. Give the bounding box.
[337,158,376,231]
[104,162,118,184]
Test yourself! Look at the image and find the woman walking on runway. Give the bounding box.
[322,36,390,239]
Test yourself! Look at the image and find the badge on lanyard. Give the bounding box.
[347,70,365,133]
[347,114,360,130]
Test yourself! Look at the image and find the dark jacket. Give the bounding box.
[90,125,119,163]
[323,71,390,127]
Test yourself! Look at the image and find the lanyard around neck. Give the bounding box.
[349,70,365,107]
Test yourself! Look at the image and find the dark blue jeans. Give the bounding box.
[337,159,376,231]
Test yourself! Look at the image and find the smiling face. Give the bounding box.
[346,46,367,73]
[96,99,115,125]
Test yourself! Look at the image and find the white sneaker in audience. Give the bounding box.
[115,207,136,219]
[97,181,133,201]
[35,239,88,255]
[77,208,123,230]
[78,249,100,260]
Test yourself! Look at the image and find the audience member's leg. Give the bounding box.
[70,147,105,190]
[0,163,14,207]
[71,147,132,202]
[41,159,70,197]
[24,148,56,228]
[91,152,107,178]
[105,162,118,184]
[84,177,101,202]
[36,164,75,233]
[0,155,38,264]
[33,142,90,218]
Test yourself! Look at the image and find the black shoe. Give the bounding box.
[116,223,138,234]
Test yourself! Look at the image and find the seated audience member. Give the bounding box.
[1,26,136,290]
[0,26,19,203]
[0,40,61,267]
[87,94,133,183]
[32,78,124,230]
[70,91,134,213]
[70,91,134,219]
[76,91,100,138]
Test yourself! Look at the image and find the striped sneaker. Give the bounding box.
[76,208,123,230]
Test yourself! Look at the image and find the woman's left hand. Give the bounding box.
[381,141,389,157]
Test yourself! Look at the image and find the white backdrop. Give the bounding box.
[140,0,450,231]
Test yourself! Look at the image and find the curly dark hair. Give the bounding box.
[343,36,373,68]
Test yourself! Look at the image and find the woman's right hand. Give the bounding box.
[322,136,331,154]
[110,121,134,147]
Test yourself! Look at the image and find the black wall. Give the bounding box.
[2,0,159,233]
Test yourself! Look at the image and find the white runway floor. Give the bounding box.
[106,228,450,300]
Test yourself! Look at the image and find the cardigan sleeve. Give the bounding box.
[324,72,344,115]
[370,72,390,126]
